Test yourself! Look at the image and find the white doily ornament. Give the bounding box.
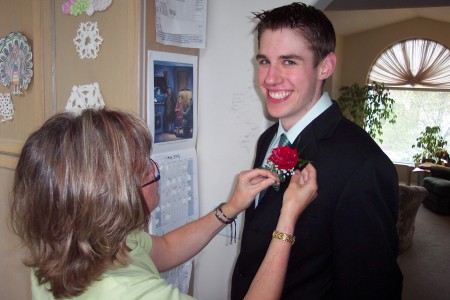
[65,82,105,114]
[73,22,103,59]
[0,93,14,122]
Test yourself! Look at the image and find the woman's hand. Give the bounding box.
[151,169,276,271]
[225,169,279,217]
[281,163,318,222]
[242,164,317,300]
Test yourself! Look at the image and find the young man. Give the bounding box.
[231,3,403,299]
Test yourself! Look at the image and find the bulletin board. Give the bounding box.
[0,1,53,170]
[0,0,144,170]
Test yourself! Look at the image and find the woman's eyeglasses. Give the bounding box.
[141,159,161,187]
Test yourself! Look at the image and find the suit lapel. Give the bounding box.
[293,101,343,162]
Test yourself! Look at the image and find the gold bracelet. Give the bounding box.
[272,230,295,245]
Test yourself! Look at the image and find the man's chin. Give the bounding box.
[266,106,287,120]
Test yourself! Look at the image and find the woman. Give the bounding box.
[10,108,317,299]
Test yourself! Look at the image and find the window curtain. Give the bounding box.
[368,39,450,89]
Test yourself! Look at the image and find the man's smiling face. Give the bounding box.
[257,28,326,131]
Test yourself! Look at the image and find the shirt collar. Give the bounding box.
[277,92,332,143]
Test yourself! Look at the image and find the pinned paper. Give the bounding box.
[73,22,103,59]
[65,82,105,113]
[0,93,14,122]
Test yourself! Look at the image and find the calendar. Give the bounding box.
[149,149,199,235]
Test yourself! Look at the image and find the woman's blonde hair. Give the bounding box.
[11,108,152,298]
[177,89,192,110]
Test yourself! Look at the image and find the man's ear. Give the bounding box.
[318,52,336,80]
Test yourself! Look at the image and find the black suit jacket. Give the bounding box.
[231,101,402,300]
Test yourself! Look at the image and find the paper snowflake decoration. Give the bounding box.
[65,82,105,113]
[0,93,14,122]
[73,22,103,59]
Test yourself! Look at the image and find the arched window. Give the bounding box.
[368,39,450,88]
[367,39,450,165]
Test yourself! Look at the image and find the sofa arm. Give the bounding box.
[430,165,450,180]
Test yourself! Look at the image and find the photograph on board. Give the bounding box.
[148,51,197,145]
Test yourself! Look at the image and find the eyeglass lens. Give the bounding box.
[141,159,160,187]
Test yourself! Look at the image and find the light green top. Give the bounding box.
[31,231,195,300]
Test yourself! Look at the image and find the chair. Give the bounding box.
[422,165,450,215]
[394,163,413,186]
[396,184,428,254]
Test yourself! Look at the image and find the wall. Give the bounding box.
[53,1,143,113]
[328,33,344,99]
[0,1,51,167]
[0,167,31,299]
[338,17,450,87]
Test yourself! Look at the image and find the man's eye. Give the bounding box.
[258,59,270,65]
[284,60,295,65]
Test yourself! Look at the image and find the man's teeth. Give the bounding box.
[269,91,290,99]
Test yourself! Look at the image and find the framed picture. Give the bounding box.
[147,51,197,153]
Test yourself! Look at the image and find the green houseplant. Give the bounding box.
[337,82,397,143]
[412,126,448,163]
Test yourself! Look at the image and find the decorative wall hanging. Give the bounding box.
[86,0,113,16]
[0,32,33,95]
[73,22,103,59]
[0,93,14,122]
[62,0,113,16]
[65,82,105,113]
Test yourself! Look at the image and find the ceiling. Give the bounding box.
[325,0,450,11]
[322,0,450,36]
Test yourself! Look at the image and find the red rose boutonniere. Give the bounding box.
[263,146,310,191]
